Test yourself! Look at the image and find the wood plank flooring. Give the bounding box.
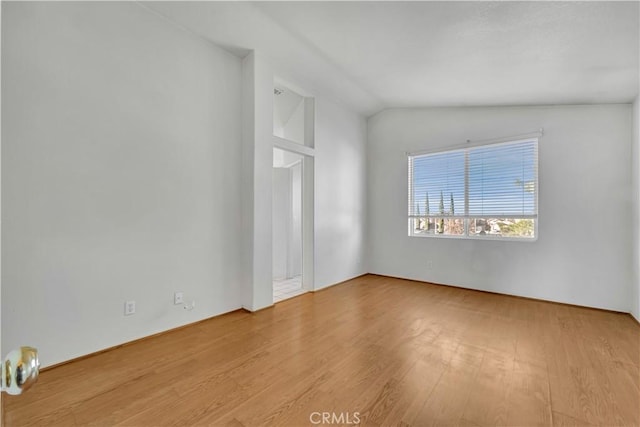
[4,274,639,426]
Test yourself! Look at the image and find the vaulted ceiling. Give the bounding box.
[146,1,639,116]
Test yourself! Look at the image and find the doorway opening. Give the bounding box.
[272,148,305,302]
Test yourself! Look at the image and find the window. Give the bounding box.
[408,139,538,240]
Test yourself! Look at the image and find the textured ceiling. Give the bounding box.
[146,1,639,116]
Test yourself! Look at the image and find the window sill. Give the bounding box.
[408,233,538,242]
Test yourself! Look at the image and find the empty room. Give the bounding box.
[1,1,639,426]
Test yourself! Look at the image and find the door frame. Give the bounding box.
[272,140,314,294]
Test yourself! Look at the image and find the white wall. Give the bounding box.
[632,97,640,321]
[282,101,305,146]
[240,53,274,311]
[314,96,368,289]
[247,54,368,298]
[273,90,304,145]
[0,1,3,416]
[290,163,302,277]
[368,105,632,312]
[272,168,289,279]
[240,54,256,310]
[271,163,302,280]
[1,2,243,367]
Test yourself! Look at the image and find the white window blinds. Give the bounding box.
[408,138,538,239]
[467,140,538,218]
[408,149,465,218]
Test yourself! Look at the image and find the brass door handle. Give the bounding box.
[1,347,40,395]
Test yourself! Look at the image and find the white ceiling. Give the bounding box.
[145,1,639,116]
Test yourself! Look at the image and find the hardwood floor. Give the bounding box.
[4,274,639,426]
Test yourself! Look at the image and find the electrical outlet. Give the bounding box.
[426,260,433,269]
[125,301,136,316]
[174,292,183,305]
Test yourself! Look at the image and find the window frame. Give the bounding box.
[407,138,539,242]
